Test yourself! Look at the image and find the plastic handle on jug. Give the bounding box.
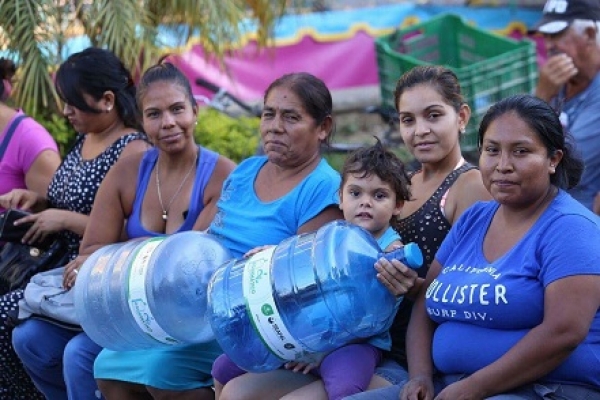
[380,242,423,269]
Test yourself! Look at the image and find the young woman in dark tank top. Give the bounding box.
[345,66,492,399]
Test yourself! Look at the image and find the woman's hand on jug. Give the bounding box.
[63,256,87,289]
[243,245,275,258]
[375,257,420,299]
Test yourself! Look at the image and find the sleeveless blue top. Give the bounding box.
[95,146,222,390]
[126,146,218,238]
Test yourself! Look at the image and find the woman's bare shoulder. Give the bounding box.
[119,136,152,158]
[107,149,147,186]
[447,168,491,223]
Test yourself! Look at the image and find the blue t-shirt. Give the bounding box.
[556,72,600,210]
[428,191,600,387]
[366,226,402,350]
[377,226,401,251]
[208,156,340,258]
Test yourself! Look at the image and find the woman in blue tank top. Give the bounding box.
[13,62,235,400]
[88,63,235,399]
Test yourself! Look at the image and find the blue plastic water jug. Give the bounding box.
[75,231,232,351]
[207,220,422,372]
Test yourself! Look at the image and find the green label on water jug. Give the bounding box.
[127,237,179,345]
[242,247,307,361]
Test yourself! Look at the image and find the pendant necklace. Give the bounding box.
[155,151,197,221]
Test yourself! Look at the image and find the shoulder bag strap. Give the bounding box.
[0,114,28,162]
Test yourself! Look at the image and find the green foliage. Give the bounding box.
[194,108,260,163]
[322,152,347,172]
[32,112,77,157]
[323,145,415,172]
[0,0,288,116]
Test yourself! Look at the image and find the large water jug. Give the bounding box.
[207,220,422,373]
[75,231,232,351]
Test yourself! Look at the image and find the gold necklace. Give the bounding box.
[155,151,197,221]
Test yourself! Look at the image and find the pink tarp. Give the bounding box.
[172,31,378,102]
[166,5,544,103]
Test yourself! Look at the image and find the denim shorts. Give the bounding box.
[373,358,409,386]
[348,370,600,400]
[439,374,600,400]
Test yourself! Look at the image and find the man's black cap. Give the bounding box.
[531,0,600,34]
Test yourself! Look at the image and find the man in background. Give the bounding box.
[532,0,600,213]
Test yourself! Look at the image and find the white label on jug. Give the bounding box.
[127,238,179,345]
[242,247,306,360]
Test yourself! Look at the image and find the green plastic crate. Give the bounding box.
[375,13,537,151]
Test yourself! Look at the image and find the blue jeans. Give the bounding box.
[12,318,103,400]
[344,373,600,400]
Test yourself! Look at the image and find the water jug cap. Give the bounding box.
[403,243,423,268]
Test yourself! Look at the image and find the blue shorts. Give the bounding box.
[373,358,408,386]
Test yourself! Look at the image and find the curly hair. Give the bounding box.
[341,137,412,203]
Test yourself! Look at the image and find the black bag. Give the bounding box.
[0,240,70,295]
[0,209,70,294]
[0,114,69,294]
[0,208,57,250]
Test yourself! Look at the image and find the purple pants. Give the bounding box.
[212,343,382,400]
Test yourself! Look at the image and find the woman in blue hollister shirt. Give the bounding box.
[402,95,600,399]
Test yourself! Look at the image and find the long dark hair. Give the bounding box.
[136,62,196,110]
[478,94,583,189]
[55,47,139,130]
[394,65,464,113]
[0,58,16,100]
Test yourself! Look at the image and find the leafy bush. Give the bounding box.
[32,112,77,157]
[36,107,260,162]
[194,108,260,163]
[323,143,415,172]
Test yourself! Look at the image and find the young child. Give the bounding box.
[339,137,411,252]
[212,138,412,400]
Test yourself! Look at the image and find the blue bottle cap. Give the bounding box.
[403,243,423,268]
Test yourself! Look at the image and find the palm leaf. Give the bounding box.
[0,0,289,116]
[0,0,62,115]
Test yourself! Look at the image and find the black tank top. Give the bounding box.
[388,162,477,366]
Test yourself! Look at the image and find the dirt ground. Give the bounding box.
[334,110,393,146]
[324,109,418,171]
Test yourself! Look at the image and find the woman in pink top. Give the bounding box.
[0,58,61,210]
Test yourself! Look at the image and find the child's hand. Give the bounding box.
[243,245,275,258]
[284,361,318,374]
[284,352,326,374]
[383,239,404,253]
